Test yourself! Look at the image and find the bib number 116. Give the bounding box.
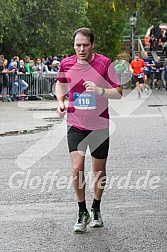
[78,98,90,105]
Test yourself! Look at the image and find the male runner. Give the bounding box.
[130,53,145,98]
[152,56,164,89]
[56,27,122,233]
[143,51,154,92]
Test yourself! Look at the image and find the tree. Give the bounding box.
[0,0,88,59]
[86,0,125,59]
[1,0,167,60]
[120,0,167,36]
[0,0,18,44]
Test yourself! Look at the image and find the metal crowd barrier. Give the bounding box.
[0,72,57,101]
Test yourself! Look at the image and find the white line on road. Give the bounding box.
[110,114,162,119]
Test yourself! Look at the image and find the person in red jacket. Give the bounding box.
[130,53,145,98]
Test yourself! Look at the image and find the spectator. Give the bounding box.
[161,30,167,44]
[41,57,46,64]
[150,24,162,50]
[162,41,167,57]
[18,59,29,96]
[49,60,60,98]
[149,35,156,51]
[2,59,9,84]
[164,61,167,90]
[34,58,47,78]
[52,55,58,61]
[30,60,36,71]
[52,60,60,73]
[0,58,4,97]
[8,56,20,71]
[10,61,19,100]
[25,56,34,74]
[164,27,167,41]
[45,56,53,70]
[10,61,28,100]
[1,59,11,101]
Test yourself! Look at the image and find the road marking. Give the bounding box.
[110,114,162,119]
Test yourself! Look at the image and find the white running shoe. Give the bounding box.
[90,209,103,228]
[73,211,91,233]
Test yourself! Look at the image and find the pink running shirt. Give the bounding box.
[57,53,120,130]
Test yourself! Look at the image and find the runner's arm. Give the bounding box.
[84,81,122,99]
[129,64,134,74]
[97,86,122,99]
[56,80,67,116]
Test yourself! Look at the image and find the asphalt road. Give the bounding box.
[0,90,167,252]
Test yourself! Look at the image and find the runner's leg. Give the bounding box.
[92,157,107,200]
[70,151,85,202]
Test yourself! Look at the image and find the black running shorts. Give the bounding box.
[133,75,144,85]
[67,126,109,159]
[154,72,162,81]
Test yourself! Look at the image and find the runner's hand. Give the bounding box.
[83,81,102,95]
[57,103,66,118]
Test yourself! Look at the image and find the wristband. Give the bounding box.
[99,88,105,96]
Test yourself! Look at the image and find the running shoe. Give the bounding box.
[73,211,91,233]
[90,208,103,228]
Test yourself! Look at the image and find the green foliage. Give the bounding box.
[86,0,125,60]
[0,0,167,60]
[0,0,88,59]
[120,0,167,36]
[0,0,18,43]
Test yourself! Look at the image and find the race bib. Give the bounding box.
[73,92,96,110]
[138,73,143,78]
[156,69,160,73]
[144,67,149,72]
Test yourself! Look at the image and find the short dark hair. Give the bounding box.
[72,27,94,44]
[135,53,139,57]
